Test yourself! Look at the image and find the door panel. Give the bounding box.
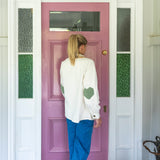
[42,3,109,160]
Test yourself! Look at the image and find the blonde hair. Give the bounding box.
[67,34,87,65]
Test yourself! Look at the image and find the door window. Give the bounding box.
[49,11,100,31]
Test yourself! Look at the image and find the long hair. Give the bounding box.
[67,34,87,65]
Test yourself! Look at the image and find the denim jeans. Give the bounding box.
[66,118,94,160]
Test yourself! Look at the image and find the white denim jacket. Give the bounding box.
[60,57,100,123]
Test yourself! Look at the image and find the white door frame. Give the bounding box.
[8,0,143,160]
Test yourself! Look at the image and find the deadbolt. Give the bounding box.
[103,105,107,113]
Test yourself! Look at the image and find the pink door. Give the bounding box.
[42,3,109,160]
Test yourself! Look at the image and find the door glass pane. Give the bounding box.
[117,9,131,51]
[18,55,33,98]
[18,9,33,52]
[49,11,100,31]
[117,54,130,97]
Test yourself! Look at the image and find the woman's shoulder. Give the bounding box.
[61,58,69,65]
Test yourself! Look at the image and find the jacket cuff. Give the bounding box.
[92,112,100,120]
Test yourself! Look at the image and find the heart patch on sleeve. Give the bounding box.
[83,87,94,99]
[61,84,64,94]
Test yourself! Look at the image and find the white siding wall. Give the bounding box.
[153,0,160,35]
[0,0,8,160]
[143,0,160,159]
[151,45,160,139]
[142,0,153,159]
[0,43,8,160]
[0,0,8,36]
[150,1,160,159]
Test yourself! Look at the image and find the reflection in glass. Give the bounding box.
[50,11,100,31]
[18,9,33,53]
[117,54,130,97]
[117,9,131,51]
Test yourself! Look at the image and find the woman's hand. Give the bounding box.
[94,118,102,128]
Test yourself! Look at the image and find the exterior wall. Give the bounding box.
[0,0,8,160]
[150,0,160,159]
[143,0,160,159]
[142,0,153,159]
[151,45,160,138]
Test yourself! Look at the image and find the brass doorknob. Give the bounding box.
[102,50,107,55]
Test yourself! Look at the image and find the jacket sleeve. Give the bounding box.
[60,63,65,97]
[83,60,101,119]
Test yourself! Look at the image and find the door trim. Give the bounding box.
[42,0,111,2]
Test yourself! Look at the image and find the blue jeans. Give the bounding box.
[66,119,94,160]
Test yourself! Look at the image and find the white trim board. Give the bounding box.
[8,0,16,160]
[134,0,143,159]
[0,45,8,160]
[108,0,117,160]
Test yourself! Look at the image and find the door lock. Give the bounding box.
[103,105,107,113]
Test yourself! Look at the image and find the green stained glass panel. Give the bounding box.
[117,54,130,97]
[19,55,33,98]
[18,9,33,52]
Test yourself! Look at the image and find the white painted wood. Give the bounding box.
[0,45,8,160]
[115,4,135,160]
[0,0,8,36]
[153,0,160,35]
[42,0,110,2]
[135,0,143,159]
[118,0,134,4]
[14,2,42,160]
[151,46,160,139]
[108,0,117,160]
[150,36,160,46]
[8,0,17,160]
[0,1,8,160]
[149,3,160,160]
[142,0,155,159]
[116,115,132,147]
[0,38,8,46]
[148,0,160,152]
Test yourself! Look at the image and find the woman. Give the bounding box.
[60,34,102,160]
